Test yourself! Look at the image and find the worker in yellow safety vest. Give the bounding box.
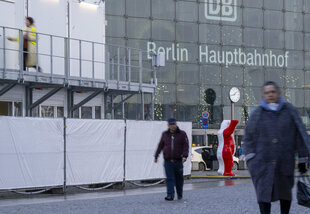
[7,17,41,72]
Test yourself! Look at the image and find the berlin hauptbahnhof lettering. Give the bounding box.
[147,42,289,68]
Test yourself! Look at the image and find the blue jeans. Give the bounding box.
[164,160,184,199]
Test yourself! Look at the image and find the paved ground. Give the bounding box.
[0,178,309,214]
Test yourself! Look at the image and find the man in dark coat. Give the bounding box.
[243,81,309,214]
[154,118,189,201]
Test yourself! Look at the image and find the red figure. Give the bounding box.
[222,120,239,176]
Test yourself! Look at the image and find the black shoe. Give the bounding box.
[165,196,173,201]
[178,196,182,200]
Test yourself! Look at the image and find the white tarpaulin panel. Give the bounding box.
[125,120,192,181]
[66,119,125,185]
[0,117,64,190]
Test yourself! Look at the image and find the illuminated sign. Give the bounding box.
[147,42,289,68]
[205,0,237,22]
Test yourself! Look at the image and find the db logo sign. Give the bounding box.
[204,0,237,22]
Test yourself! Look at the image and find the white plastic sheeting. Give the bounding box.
[0,117,64,190]
[125,121,192,181]
[66,119,125,185]
[0,117,192,190]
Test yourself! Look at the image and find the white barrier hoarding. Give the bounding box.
[66,119,125,185]
[0,117,64,190]
[125,120,192,181]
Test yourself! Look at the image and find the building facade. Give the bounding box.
[105,0,310,129]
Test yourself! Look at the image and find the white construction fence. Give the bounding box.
[0,117,192,190]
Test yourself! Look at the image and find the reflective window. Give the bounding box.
[264,30,284,49]
[285,0,303,13]
[14,102,22,117]
[285,31,304,50]
[285,89,304,107]
[244,87,262,106]
[222,66,243,86]
[127,0,150,17]
[106,16,125,38]
[81,106,92,119]
[176,22,198,42]
[176,105,198,122]
[41,106,54,118]
[222,26,242,46]
[264,0,283,10]
[152,20,175,41]
[156,62,176,83]
[265,69,285,87]
[176,1,197,22]
[264,10,283,30]
[305,1,310,13]
[305,34,310,51]
[177,85,199,105]
[152,0,175,20]
[0,101,11,116]
[127,18,151,39]
[106,0,125,16]
[243,1,263,8]
[305,15,310,33]
[244,66,264,87]
[286,69,304,88]
[305,52,310,69]
[199,24,220,45]
[57,107,64,118]
[200,65,221,85]
[156,84,176,104]
[177,63,199,84]
[287,51,304,69]
[95,106,101,119]
[285,12,303,31]
[306,71,310,86]
[243,28,263,47]
[243,8,263,28]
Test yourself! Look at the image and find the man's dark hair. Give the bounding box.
[263,81,280,92]
[26,17,34,25]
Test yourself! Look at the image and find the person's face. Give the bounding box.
[263,85,280,104]
[25,18,31,27]
[168,124,177,133]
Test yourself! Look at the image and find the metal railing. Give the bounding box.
[0,26,156,90]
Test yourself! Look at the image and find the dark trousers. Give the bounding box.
[259,200,291,214]
[23,48,27,71]
[164,160,184,199]
[23,48,41,72]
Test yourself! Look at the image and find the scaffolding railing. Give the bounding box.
[0,26,156,91]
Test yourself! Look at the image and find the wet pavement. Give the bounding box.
[0,178,309,214]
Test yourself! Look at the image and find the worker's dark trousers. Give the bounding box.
[164,160,183,199]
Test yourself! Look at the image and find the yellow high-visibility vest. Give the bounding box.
[18,26,37,46]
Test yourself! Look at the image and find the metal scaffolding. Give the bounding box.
[0,26,157,119]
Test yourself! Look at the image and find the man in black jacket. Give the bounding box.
[154,118,189,201]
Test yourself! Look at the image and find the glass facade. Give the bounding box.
[105,0,310,129]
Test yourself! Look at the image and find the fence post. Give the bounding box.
[35,33,38,80]
[63,117,67,194]
[122,119,127,189]
[19,29,23,80]
[3,27,6,78]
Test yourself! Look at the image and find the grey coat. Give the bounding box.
[243,101,309,203]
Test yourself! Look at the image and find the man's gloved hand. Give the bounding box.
[298,162,307,174]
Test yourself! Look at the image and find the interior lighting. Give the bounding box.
[79,0,102,10]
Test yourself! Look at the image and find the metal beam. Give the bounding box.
[112,94,135,110]
[0,83,17,97]
[71,89,104,112]
[67,89,74,118]
[28,87,63,110]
